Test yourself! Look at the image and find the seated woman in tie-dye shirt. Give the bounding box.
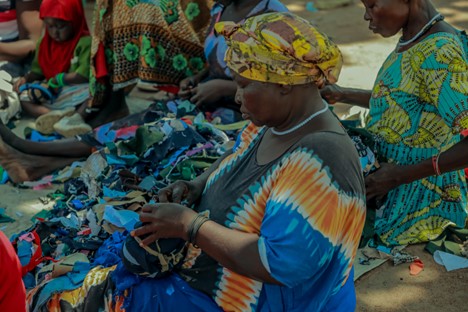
[129,12,366,311]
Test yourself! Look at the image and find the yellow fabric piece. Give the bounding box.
[215,12,342,87]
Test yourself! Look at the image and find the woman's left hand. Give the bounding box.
[365,162,406,201]
[131,203,197,246]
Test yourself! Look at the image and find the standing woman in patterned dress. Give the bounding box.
[321,0,468,246]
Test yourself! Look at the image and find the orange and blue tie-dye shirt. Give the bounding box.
[181,123,366,311]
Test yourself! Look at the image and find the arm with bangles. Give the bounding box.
[0,0,42,62]
[48,72,88,87]
[143,149,279,283]
[366,137,468,200]
[138,144,359,286]
[187,218,281,284]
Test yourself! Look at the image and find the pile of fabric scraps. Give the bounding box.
[425,226,468,271]
[7,103,245,310]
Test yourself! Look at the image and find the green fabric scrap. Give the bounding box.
[119,125,165,156]
[31,209,53,222]
[212,120,249,131]
[0,208,15,223]
[425,226,468,256]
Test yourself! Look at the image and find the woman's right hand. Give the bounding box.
[158,180,204,206]
[13,76,27,93]
[320,84,344,104]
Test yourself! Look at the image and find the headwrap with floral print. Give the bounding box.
[215,12,342,87]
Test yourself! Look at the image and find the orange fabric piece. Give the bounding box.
[409,259,424,275]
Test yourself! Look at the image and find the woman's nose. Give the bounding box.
[235,90,242,105]
[364,10,371,21]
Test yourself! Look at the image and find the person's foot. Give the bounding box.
[35,107,76,134]
[0,135,34,183]
[53,113,92,138]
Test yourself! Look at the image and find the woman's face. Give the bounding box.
[233,73,286,128]
[361,0,409,37]
[44,18,74,42]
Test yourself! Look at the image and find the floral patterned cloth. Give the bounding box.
[88,0,213,108]
[367,31,468,245]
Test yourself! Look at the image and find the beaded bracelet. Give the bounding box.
[187,214,210,248]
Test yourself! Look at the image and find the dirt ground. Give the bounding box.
[1,0,467,311]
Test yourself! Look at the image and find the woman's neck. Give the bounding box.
[273,89,327,133]
[402,2,439,41]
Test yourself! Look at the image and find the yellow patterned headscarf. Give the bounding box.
[215,12,342,87]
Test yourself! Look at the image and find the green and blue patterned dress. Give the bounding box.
[367,31,468,245]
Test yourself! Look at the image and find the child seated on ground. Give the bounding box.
[13,0,91,138]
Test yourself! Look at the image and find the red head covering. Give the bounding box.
[38,0,90,79]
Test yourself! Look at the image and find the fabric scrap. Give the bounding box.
[409,259,424,275]
[434,250,468,271]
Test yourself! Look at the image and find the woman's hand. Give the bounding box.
[179,76,197,93]
[131,203,197,245]
[320,84,344,104]
[158,180,204,206]
[178,69,208,99]
[13,76,27,93]
[365,162,406,201]
[178,76,196,100]
[189,79,236,107]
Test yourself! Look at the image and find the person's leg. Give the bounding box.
[20,100,51,117]
[0,136,83,183]
[0,121,92,157]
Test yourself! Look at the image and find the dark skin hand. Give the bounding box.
[188,79,238,107]
[365,163,404,201]
[132,150,279,284]
[366,137,468,201]
[178,68,208,99]
[131,203,281,285]
[157,179,205,206]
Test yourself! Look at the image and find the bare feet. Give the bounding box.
[0,135,80,183]
[0,135,33,182]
